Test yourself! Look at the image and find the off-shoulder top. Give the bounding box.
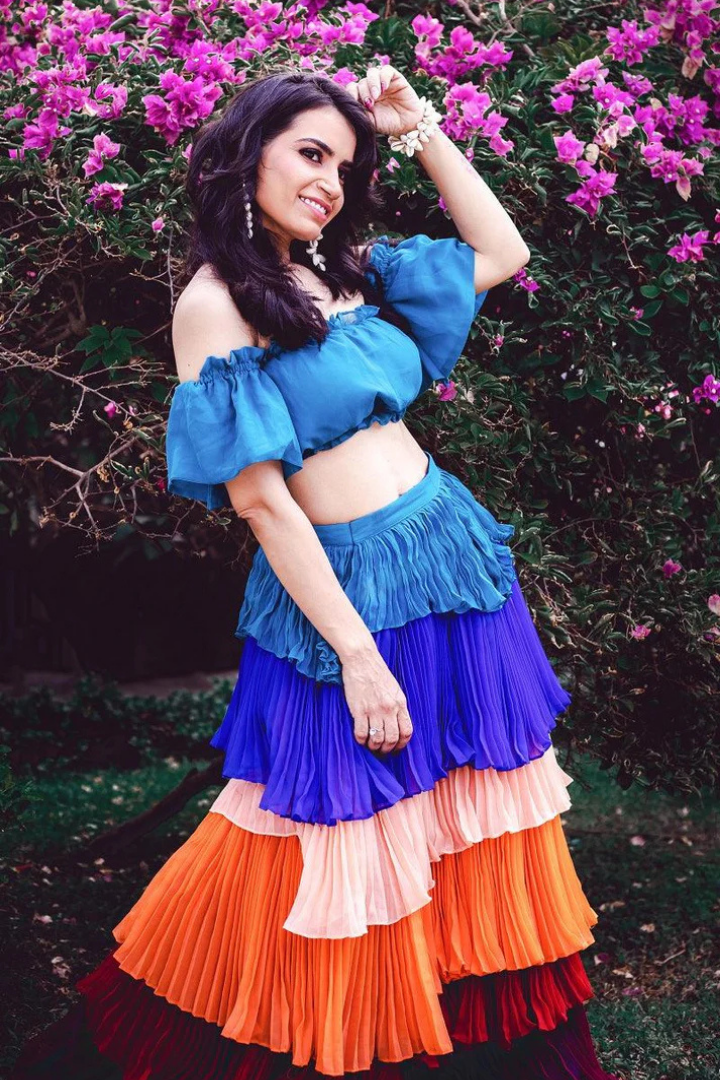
[166,232,488,510]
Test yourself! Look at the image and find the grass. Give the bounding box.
[2,749,718,1079]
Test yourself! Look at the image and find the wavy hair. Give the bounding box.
[183,67,401,353]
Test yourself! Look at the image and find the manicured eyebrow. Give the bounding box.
[294,137,354,168]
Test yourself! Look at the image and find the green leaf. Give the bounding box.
[627,320,652,336]
[562,383,587,401]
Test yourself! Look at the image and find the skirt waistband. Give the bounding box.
[312,451,440,546]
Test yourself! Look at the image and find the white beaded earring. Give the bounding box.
[306,233,326,272]
[242,181,253,239]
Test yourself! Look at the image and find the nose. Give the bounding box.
[318,172,343,202]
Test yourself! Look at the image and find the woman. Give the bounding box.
[13,67,619,1080]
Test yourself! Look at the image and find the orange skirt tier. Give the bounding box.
[111,811,597,1075]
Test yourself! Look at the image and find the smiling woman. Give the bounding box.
[12,67,619,1080]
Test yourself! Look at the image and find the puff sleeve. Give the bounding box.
[166,348,304,510]
[369,233,488,389]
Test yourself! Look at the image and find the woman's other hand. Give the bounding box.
[340,645,414,756]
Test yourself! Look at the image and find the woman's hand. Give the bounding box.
[344,64,424,138]
[340,645,414,756]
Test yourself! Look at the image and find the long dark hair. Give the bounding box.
[183,68,395,353]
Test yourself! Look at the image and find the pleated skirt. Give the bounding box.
[12,452,619,1080]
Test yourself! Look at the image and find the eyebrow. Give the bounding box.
[294,137,354,168]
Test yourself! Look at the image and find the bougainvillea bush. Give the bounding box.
[1,0,718,795]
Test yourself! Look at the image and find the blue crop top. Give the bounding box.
[166,233,489,509]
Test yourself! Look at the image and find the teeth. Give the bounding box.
[300,197,328,216]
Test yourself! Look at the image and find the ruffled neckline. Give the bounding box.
[196,301,383,382]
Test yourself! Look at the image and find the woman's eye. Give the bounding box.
[301,148,349,184]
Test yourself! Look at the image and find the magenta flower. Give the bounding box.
[566,168,618,218]
[605,19,661,66]
[708,595,720,616]
[513,267,539,293]
[87,182,127,212]
[551,94,575,114]
[386,156,400,174]
[94,83,128,121]
[82,133,121,178]
[662,559,682,578]
[630,624,651,640]
[142,72,222,147]
[554,130,586,165]
[692,373,720,404]
[151,217,165,232]
[104,401,118,419]
[668,230,710,263]
[436,380,457,402]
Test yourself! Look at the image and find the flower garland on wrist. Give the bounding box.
[386,96,443,157]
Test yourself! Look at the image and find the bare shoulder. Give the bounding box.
[172,264,263,383]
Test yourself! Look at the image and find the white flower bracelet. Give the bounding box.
[387,96,443,157]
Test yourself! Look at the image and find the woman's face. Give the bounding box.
[254,104,358,261]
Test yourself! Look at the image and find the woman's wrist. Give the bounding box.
[386,96,443,158]
[336,629,378,665]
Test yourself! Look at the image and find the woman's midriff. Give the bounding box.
[285,418,430,526]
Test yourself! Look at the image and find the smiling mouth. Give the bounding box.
[299,196,330,219]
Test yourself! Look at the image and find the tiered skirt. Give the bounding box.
[13,452,619,1080]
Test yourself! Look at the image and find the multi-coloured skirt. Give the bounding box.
[13,452,619,1080]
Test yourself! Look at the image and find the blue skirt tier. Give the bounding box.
[212,452,571,825]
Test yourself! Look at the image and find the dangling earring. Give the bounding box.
[306,232,326,272]
[242,181,253,240]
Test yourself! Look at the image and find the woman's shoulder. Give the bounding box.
[178,264,273,345]
[172,266,268,381]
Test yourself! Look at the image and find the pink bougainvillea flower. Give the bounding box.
[411,14,443,50]
[668,229,710,262]
[436,380,457,402]
[93,83,128,120]
[554,130,586,165]
[604,18,661,66]
[494,334,505,348]
[662,559,682,578]
[151,217,165,232]
[87,182,127,211]
[104,401,118,418]
[630,624,651,640]
[82,132,121,178]
[331,67,358,87]
[22,107,70,159]
[566,168,618,218]
[142,72,222,146]
[514,267,539,293]
[708,594,720,616]
[386,156,400,173]
[692,373,720,404]
[551,93,575,114]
